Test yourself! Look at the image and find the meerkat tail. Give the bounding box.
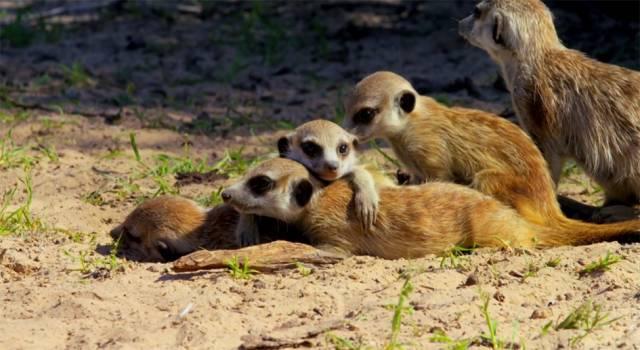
[536,217,640,247]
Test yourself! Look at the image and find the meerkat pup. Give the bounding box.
[235,119,387,247]
[110,196,300,262]
[110,196,238,262]
[344,70,575,229]
[458,0,640,208]
[278,119,382,229]
[222,158,640,258]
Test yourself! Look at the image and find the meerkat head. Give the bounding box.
[343,71,418,142]
[221,158,321,224]
[110,196,207,262]
[277,119,359,181]
[458,0,560,61]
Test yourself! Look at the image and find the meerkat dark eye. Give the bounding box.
[353,108,376,125]
[301,141,322,158]
[473,6,482,18]
[247,175,274,196]
[338,143,349,155]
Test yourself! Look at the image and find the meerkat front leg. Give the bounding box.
[349,166,380,232]
[235,214,260,247]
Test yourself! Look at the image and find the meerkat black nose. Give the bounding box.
[326,162,339,171]
[221,191,231,202]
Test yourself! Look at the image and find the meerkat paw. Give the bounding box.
[354,190,379,232]
[238,231,260,247]
[235,214,261,247]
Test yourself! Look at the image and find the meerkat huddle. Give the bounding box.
[114,0,640,262]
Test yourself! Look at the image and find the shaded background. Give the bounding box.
[1,0,639,135]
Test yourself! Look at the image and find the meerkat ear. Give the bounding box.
[293,179,314,207]
[397,91,416,114]
[277,136,290,157]
[493,12,505,46]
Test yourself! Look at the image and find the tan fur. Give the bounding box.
[110,196,238,262]
[459,0,640,206]
[226,158,640,258]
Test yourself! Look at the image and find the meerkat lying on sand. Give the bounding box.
[236,119,388,246]
[458,0,640,211]
[221,158,640,258]
[110,196,301,262]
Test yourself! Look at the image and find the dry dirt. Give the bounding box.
[1,1,639,349]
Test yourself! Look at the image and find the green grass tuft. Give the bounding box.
[227,256,257,279]
[579,251,622,276]
[385,278,414,350]
[0,170,43,236]
[553,301,621,346]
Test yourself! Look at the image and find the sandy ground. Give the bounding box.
[1,1,639,349]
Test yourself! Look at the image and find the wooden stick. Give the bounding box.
[173,240,343,272]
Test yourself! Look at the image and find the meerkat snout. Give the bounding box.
[325,160,339,171]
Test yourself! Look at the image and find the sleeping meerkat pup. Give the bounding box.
[110,196,238,262]
[222,158,640,258]
[235,119,387,247]
[110,196,301,262]
[458,0,640,209]
[344,70,575,229]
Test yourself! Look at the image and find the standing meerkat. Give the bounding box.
[458,0,640,208]
[222,158,640,258]
[110,196,300,262]
[236,119,387,246]
[344,70,572,228]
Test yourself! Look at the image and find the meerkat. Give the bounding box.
[458,0,640,209]
[110,196,301,262]
[278,119,383,229]
[236,119,386,246]
[110,196,237,262]
[344,70,581,229]
[221,158,640,258]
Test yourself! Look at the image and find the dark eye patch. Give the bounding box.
[353,107,377,125]
[301,141,322,158]
[247,175,275,196]
[156,240,180,262]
